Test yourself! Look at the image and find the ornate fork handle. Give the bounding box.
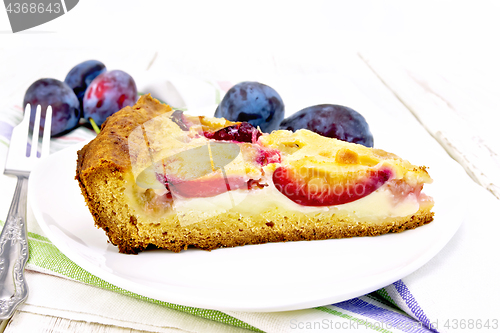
[0,175,29,320]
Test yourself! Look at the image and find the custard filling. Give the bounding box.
[124,112,433,227]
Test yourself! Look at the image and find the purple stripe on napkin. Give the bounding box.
[394,280,439,332]
[0,121,13,140]
[335,298,433,333]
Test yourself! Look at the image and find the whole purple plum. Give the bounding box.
[279,104,374,147]
[83,70,137,126]
[23,78,80,136]
[214,81,284,133]
[64,60,106,109]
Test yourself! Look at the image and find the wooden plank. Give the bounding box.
[3,311,189,333]
[360,50,500,199]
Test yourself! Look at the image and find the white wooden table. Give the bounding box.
[1,1,500,331]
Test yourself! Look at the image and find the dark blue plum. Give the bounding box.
[279,104,374,147]
[23,78,80,136]
[64,60,106,111]
[214,81,284,133]
[83,70,137,126]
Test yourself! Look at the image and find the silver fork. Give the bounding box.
[0,104,52,320]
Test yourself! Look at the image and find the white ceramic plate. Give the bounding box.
[28,142,464,312]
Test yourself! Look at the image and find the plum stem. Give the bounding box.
[89,117,101,134]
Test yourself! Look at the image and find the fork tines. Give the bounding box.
[26,104,52,158]
[4,104,52,176]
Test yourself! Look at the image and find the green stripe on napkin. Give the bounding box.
[374,288,399,309]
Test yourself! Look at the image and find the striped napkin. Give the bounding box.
[1,77,499,333]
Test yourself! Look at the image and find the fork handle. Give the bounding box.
[0,175,29,319]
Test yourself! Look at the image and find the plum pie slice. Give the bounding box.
[76,95,434,254]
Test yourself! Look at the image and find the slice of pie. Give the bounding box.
[76,94,434,254]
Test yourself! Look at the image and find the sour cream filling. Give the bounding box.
[169,179,421,220]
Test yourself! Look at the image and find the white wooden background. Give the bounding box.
[1,1,500,332]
